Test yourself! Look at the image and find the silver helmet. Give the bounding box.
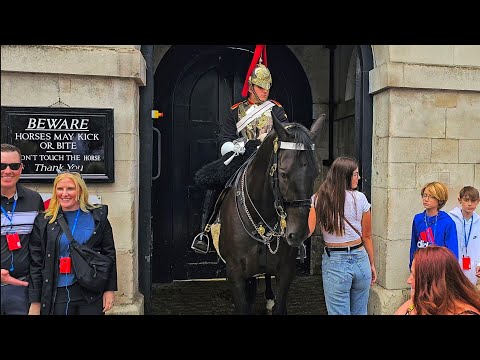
[249,63,272,90]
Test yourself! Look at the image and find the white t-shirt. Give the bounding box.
[322,190,371,244]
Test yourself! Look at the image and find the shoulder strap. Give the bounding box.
[344,216,362,237]
[236,100,275,133]
[231,101,243,110]
[57,215,75,243]
[270,99,282,107]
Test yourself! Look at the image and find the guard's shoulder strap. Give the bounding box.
[231,101,243,110]
[271,99,282,107]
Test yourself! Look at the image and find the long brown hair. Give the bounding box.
[413,246,480,315]
[315,156,358,236]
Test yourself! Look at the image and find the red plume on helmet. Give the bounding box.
[241,45,269,98]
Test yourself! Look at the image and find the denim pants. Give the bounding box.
[322,246,372,315]
[1,283,29,315]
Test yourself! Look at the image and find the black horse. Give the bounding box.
[218,113,324,314]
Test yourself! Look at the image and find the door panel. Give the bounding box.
[172,53,241,279]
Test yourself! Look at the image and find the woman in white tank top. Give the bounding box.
[315,156,377,315]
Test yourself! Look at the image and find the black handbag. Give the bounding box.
[57,214,113,292]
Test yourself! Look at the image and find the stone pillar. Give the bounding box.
[368,45,480,314]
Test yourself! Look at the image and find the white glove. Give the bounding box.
[223,138,246,165]
[221,141,235,156]
[221,138,246,156]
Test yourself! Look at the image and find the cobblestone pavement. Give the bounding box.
[151,274,327,315]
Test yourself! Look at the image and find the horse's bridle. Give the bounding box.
[235,136,315,250]
[269,137,315,216]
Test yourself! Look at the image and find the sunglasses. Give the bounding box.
[0,163,22,171]
[56,169,83,178]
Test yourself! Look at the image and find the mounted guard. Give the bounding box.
[191,44,289,254]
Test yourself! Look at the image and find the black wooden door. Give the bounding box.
[172,51,247,279]
[152,46,312,282]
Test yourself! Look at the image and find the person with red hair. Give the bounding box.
[394,245,480,315]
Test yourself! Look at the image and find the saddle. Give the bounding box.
[192,147,257,255]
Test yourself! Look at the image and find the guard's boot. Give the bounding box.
[191,189,217,254]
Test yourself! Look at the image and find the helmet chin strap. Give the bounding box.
[250,85,266,104]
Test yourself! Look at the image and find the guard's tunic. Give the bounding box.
[219,99,288,146]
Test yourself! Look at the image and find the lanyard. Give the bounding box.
[423,211,438,243]
[463,217,473,251]
[70,209,81,239]
[1,199,17,229]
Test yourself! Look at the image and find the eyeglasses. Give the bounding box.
[421,194,436,200]
[0,163,22,171]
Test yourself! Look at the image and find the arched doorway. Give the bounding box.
[151,45,312,282]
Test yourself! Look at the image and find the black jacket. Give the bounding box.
[29,205,117,315]
[1,184,44,279]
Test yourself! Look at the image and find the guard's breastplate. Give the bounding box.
[237,102,273,140]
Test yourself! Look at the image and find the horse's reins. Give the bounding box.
[235,136,315,253]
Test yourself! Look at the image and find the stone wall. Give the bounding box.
[1,45,146,314]
[368,45,480,314]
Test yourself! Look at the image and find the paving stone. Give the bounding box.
[151,274,327,315]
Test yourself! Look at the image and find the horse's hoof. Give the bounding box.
[266,299,275,311]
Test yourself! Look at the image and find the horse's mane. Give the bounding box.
[252,122,318,176]
[284,123,317,168]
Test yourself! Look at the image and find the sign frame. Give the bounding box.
[1,106,115,183]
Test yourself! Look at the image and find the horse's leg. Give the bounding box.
[264,274,275,313]
[272,256,296,315]
[245,277,257,311]
[226,265,250,314]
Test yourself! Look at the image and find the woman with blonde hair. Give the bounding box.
[395,245,480,315]
[29,172,117,315]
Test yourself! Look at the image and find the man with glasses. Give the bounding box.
[1,143,44,315]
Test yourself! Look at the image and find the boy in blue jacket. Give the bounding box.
[410,181,458,269]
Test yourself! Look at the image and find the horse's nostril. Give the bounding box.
[288,233,296,240]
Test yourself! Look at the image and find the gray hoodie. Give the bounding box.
[448,207,480,285]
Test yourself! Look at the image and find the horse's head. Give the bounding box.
[267,113,325,247]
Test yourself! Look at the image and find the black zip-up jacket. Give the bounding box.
[29,205,117,315]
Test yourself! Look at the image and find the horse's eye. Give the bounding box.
[280,172,287,179]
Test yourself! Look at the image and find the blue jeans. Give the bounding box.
[1,283,29,315]
[322,246,372,315]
